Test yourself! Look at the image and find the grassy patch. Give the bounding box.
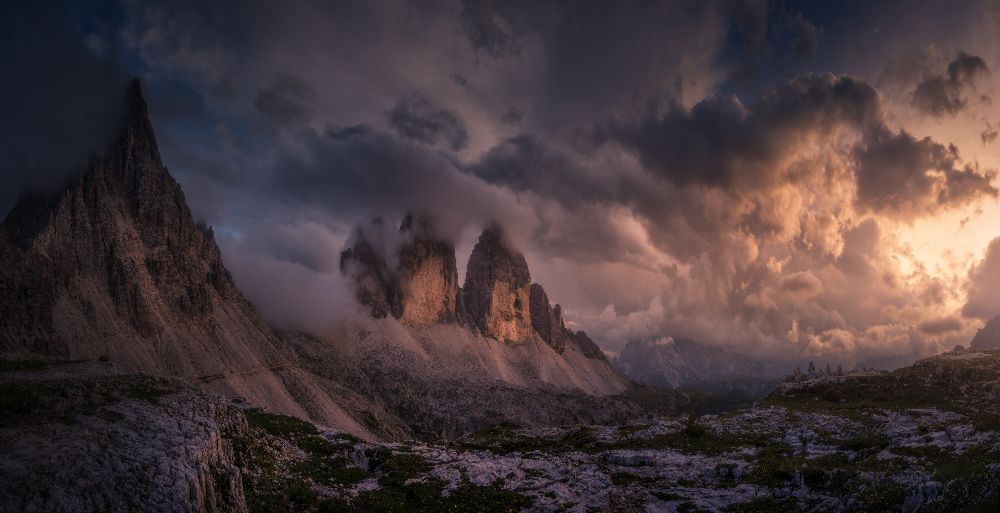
[247,411,320,437]
[456,423,601,454]
[615,417,775,455]
[0,375,172,425]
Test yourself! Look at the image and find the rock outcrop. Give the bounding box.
[339,220,403,320]
[340,215,461,326]
[397,215,460,325]
[529,283,570,353]
[970,315,1000,350]
[462,225,533,343]
[569,330,607,360]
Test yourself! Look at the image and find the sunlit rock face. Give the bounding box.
[970,316,1000,350]
[463,225,533,343]
[397,215,459,326]
[529,283,570,353]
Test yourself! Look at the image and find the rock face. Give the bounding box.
[0,364,249,513]
[339,220,403,320]
[397,215,459,326]
[970,315,1000,350]
[462,225,533,343]
[529,283,570,353]
[340,215,460,326]
[569,330,606,360]
[0,80,354,430]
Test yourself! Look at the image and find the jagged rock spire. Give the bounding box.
[529,283,570,353]
[463,224,533,342]
[117,78,161,168]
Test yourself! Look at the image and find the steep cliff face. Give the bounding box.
[340,215,460,326]
[396,215,459,326]
[339,221,403,320]
[462,226,533,343]
[0,80,361,432]
[529,283,570,353]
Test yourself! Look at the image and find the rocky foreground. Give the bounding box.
[5,347,1000,513]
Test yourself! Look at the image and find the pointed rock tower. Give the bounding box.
[462,225,533,342]
[397,214,460,325]
[340,214,464,327]
[529,283,570,353]
[339,218,404,319]
[0,80,303,396]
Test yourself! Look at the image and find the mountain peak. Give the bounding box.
[119,78,160,165]
[463,225,532,342]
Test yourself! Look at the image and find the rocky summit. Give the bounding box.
[969,315,1000,350]
[339,219,404,320]
[462,225,534,343]
[0,80,277,377]
[529,283,570,353]
[396,214,461,326]
[0,80,358,431]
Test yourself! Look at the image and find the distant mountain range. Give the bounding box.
[613,337,790,397]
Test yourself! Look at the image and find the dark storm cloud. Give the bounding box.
[467,134,610,207]
[911,52,989,117]
[501,106,525,124]
[458,0,728,129]
[730,0,769,78]
[0,1,128,216]
[597,73,881,189]
[854,126,997,217]
[460,0,529,59]
[787,13,819,58]
[254,74,319,124]
[269,123,521,240]
[387,93,469,151]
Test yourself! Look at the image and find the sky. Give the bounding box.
[4,0,1000,368]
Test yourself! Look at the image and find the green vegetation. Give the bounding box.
[0,374,172,425]
[457,422,601,454]
[615,416,776,455]
[237,411,531,513]
[768,351,1000,419]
